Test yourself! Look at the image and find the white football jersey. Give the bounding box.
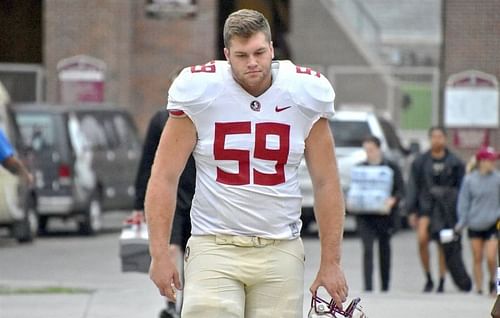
[167,60,335,239]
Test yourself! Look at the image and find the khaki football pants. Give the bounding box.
[181,235,305,318]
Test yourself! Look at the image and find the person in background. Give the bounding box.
[133,108,195,318]
[355,135,405,292]
[0,129,33,186]
[456,146,500,295]
[406,126,465,293]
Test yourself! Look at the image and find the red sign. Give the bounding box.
[57,55,106,104]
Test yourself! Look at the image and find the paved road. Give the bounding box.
[0,212,494,317]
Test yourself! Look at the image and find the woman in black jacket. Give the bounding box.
[353,135,405,292]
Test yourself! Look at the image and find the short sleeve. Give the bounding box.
[0,130,14,162]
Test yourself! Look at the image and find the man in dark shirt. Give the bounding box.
[406,126,465,293]
[133,109,195,318]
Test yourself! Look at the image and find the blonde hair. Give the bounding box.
[466,156,477,174]
[223,9,272,48]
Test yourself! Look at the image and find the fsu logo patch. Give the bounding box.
[250,100,261,112]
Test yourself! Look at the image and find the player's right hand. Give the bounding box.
[149,253,181,301]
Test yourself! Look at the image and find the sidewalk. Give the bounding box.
[0,228,495,318]
[1,282,493,318]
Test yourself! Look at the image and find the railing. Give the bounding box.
[333,0,382,50]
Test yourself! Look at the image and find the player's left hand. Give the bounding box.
[310,263,348,309]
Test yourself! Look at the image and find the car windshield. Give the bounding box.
[329,120,371,147]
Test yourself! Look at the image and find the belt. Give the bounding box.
[215,234,278,247]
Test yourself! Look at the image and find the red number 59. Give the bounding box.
[214,122,290,186]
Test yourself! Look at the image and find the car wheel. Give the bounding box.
[78,194,103,236]
[14,197,38,243]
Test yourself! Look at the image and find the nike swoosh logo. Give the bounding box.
[275,106,292,112]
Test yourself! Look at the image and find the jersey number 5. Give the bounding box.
[214,122,290,186]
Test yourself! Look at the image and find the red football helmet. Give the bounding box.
[307,294,367,318]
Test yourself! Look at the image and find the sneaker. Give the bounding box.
[159,307,180,318]
[423,279,434,293]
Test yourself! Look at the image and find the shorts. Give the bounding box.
[416,210,431,218]
[181,235,305,318]
[468,224,497,240]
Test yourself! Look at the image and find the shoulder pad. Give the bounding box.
[286,63,335,116]
[168,61,226,106]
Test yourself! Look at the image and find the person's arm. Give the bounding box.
[455,177,471,231]
[306,118,348,306]
[170,154,195,250]
[168,206,191,264]
[2,156,33,186]
[388,161,405,209]
[0,130,33,186]
[455,158,466,187]
[134,111,167,211]
[406,159,420,227]
[145,115,196,300]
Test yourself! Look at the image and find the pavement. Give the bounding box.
[0,216,496,318]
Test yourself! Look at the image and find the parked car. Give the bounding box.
[0,83,38,243]
[299,110,412,232]
[14,104,141,235]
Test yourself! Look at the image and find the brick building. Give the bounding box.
[44,0,217,132]
[1,0,498,153]
[2,0,403,135]
[441,0,500,156]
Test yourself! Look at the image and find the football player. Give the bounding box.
[146,9,348,318]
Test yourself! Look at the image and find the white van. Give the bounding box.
[299,110,411,232]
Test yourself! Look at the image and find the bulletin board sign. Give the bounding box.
[444,70,499,128]
[445,88,498,127]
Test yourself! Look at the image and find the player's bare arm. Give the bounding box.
[305,117,348,306]
[145,115,196,301]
